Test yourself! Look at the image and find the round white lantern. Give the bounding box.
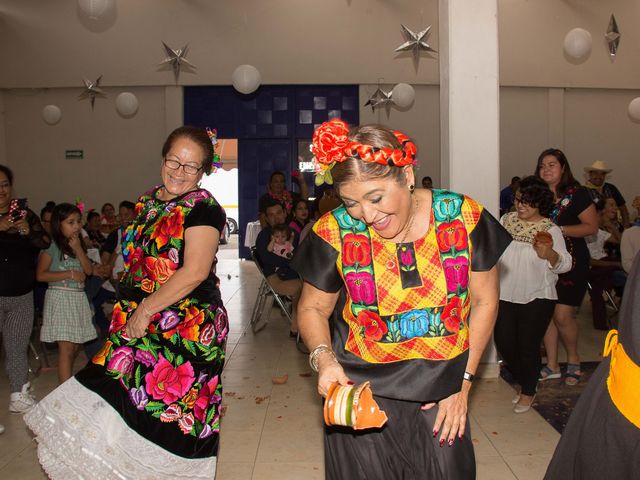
[78,0,112,19]
[232,65,261,95]
[628,97,640,122]
[391,83,415,109]
[563,28,592,60]
[42,105,62,125]
[115,92,139,118]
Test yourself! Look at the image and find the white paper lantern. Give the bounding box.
[78,0,112,19]
[628,98,640,121]
[232,65,261,95]
[115,92,139,118]
[391,83,415,109]
[42,105,62,125]
[563,28,592,60]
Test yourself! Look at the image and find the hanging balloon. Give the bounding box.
[232,65,261,94]
[77,0,112,19]
[115,92,139,118]
[391,83,415,109]
[42,105,62,126]
[563,28,592,60]
[628,98,640,122]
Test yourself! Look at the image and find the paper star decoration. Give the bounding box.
[605,14,620,59]
[159,42,196,82]
[78,76,105,110]
[363,88,393,116]
[395,24,437,66]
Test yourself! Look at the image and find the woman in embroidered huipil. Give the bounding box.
[535,149,598,386]
[291,120,511,479]
[495,176,572,414]
[25,127,228,479]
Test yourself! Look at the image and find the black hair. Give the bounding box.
[511,176,521,184]
[534,148,579,197]
[260,197,284,215]
[86,210,100,222]
[101,203,115,215]
[0,164,14,185]
[119,200,135,211]
[271,223,293,241]
[422,176,432,182]
[40,203,55,219]
[51,203,84,259]
[270,171,285,183]
[517,176,555,217]
[162,126,214,175]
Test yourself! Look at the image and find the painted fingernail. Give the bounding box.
[448,439,454,447]
[432,430,437,437]
[439,439,444,447]
[459,434,464,440]
[347,381,354,385]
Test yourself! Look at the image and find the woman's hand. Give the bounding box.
[13,218,30,236]
[0,215,13,232]
[126,304,152,338]
[422,390,469,446]
[532,240,552,260]
[317,354,351,397]
[70,270,86,283]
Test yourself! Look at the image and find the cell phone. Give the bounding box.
[9,198,27,221]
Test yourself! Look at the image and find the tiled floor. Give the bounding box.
[0,237,609,479]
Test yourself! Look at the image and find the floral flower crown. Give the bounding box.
[206,127,223,173]
[311,119,417,185]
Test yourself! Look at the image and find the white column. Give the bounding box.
[439,0,501,377]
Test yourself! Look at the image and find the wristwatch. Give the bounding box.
[463,371,475,383]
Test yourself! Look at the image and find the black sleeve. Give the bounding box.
[258,194,270,214]
[184,200,226,233]
[101,230,118,255]
[609,184,626,206]
[290,230,343,293]
[569,187,596,223]
[469,209,512,272]
[26,209,50,250]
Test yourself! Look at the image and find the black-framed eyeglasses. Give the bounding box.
[163,158,203,175]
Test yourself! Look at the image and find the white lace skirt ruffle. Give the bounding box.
[24,377,216,479]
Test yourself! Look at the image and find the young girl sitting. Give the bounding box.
[268,223,295,259]
[37,203,97,384]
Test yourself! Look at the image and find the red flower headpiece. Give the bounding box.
[311,119,417,185]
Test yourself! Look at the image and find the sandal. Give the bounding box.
[565,363,582,386]
[539,365,561,381]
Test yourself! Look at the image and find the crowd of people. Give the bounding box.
[0,120,637,478]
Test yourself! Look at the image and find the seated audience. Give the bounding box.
[583,160,630,227]
[268,224,295,260]
[289,199,310,235]
[255,199,302,335]
[258,170,308,225]
[83,210,105,249]
[621,218,640,273]
[99,202,119,235]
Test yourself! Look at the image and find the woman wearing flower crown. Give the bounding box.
[25,126,228,479]
[291,119,512,479]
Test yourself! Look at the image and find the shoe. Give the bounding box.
[565,363,582,386]
[513,395,536,414]
[511,393,520,404]
[9,382,37,413]
[538,365,561,381]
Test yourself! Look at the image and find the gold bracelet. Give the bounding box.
[309,344,336,372]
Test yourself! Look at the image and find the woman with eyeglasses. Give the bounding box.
[26,127,229,478]
[495,176,572,413]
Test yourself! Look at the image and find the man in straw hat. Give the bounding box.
[584,160,630,227]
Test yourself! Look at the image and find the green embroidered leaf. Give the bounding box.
[169,334,178,345]
[163,347,175,363]
[134,365,142,388]
[182,338,197,356]
[205,406,216,424]
[151,411,163,419]
[176,354,184,366]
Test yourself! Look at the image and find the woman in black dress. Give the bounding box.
[535,149,598,385]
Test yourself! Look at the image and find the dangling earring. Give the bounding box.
[409,184,415,193]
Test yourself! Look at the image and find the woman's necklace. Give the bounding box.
[397,196,418,248]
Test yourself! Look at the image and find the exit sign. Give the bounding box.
[65,150,84,160]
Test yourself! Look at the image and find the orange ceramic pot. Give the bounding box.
[323,381,388,430]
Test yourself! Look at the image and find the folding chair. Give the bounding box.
[249,247,307,353]
[586,280,620,330]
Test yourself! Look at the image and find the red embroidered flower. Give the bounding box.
[436,220,468,252]
[194,375,221,423]
[442,297,463,333]
[127,247,145,282]
[150,207,185,249]
[160,403,182,423]
[343,234,371,266]
[443,256,469,292]
[140,278,155,293]
[178,412,195,434]
[199,323,215,346]
[109,303,127,335]
[144,255,178,284]
[345,271,376,304]
[311,119,350,165]
[144,354,195,405]
[357,310,387,341]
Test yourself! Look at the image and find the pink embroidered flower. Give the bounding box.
[443,256,469,292]
[134,349,156,367]
[194,375,221,423]
[144,354,195,405]
[199,323,215,346]
[178,412,195,434]
[107,346,134,376]
[399,247,414,267]
[345,271,376,304]
[168,247,180,264]
[160,403,182,423]
[213,308,229,343]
